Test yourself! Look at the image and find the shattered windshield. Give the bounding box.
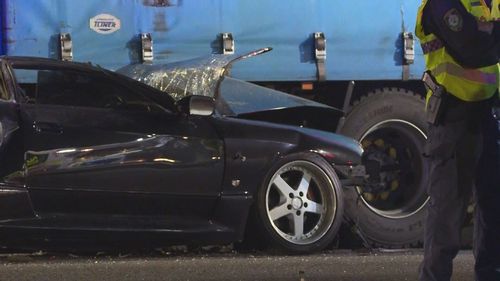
[118,48,272,101]
[118,47,332,116]
[218,77,331,116]
[118,56,228,101]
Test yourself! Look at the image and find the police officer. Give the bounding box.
[415,0,499,280]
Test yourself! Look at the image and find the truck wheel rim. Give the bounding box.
[265,161,337,245]
[358,119,429,219]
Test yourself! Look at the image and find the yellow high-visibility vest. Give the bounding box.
[416,0,499,102]
[491,0,500,20]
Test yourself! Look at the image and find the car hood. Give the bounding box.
[213,116,363,166]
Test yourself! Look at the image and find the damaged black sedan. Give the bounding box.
[0,54,363,253]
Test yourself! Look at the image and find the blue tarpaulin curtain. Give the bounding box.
[0,0,4,55]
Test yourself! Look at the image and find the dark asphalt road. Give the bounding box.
[0,249,473,281]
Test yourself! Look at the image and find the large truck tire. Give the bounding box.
[340,88,428,248]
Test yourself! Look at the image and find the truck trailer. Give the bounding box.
[1,0,430,248]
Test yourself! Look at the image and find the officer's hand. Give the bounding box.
[477,21,494,34]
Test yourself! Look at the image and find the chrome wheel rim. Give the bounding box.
[265,160,337,245]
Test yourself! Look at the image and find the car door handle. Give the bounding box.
[34,122,63,134]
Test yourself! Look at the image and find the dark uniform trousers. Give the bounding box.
[419,94,500,281]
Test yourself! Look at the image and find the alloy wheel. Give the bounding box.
[265,160,337,245]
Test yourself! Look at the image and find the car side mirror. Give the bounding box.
[177,95,215,116]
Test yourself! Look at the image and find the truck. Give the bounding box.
[1,0,430,248]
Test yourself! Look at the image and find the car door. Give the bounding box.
[0,62,23,181]
[10,63,224,220]
[0,61,37,221]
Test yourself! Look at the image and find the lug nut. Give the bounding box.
[296,211,301,216]
[289,193,294,198]
[380,191,390,200]
[299,192,304,197]
[374,138,385,147]
[389,147,397,159]
[287,205,292,210]
[363,192,374,202]
[391,180,399,191]
[361,139,372,147]
[304,202,308,208]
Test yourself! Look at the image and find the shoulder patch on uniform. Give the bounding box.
[443,8,463,32]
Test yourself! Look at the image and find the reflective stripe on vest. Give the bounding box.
[431,63,498,85]
[415,0,499,102]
